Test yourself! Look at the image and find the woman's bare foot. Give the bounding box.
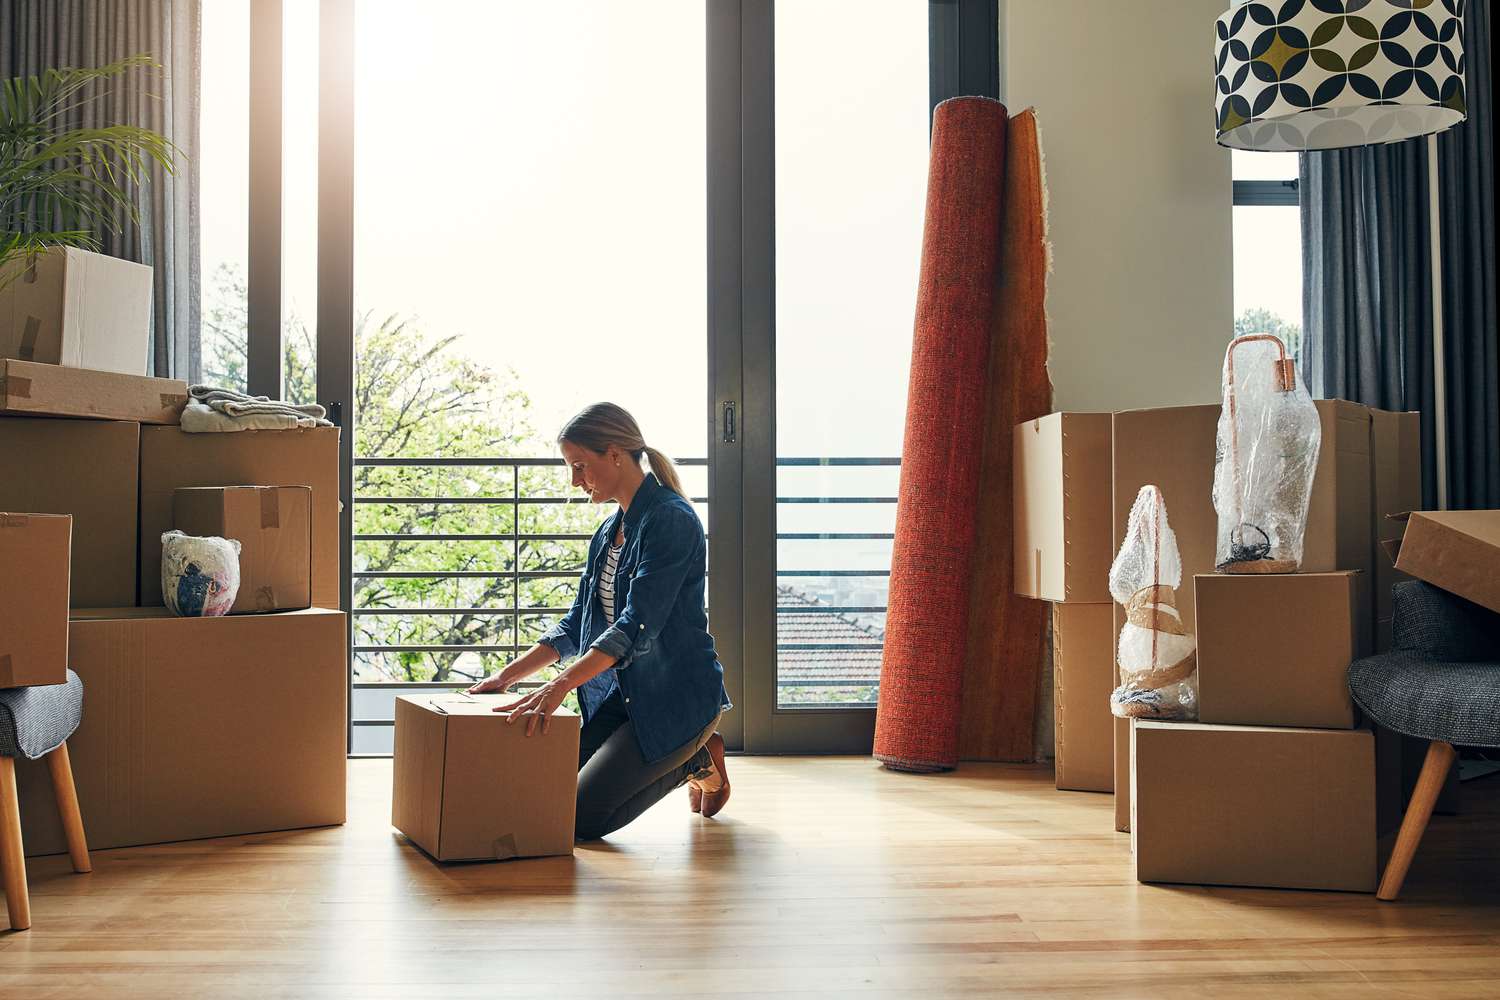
[698,732,730,819]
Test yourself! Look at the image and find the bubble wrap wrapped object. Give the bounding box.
[162,530,241,617]
[1212,334,1322,573]
[1109,486,1198,720]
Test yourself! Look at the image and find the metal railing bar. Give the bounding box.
[777,497,897,504]
[357,495,713,505]
[776,606,889,614]
[353,533,594,542]
[354,607,567,616]
[356,457,711,467]
[776,533,893,541]
[353,570,578,579]
[353,645,523,654]
[776,569,891,577]
[773,642,883,650]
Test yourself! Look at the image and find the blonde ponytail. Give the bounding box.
[558,402,687,498]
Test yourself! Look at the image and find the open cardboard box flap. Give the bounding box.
[1385,510,1500,614]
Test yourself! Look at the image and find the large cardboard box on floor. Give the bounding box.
[1391,510,1500,615]
[1013,412,1113,603]
[174,486,313,614]
[1052,602,1115,792]
[0,417,138,607]
[0,512,70,687]
[1370,410,1421,647]
[1132,721,1378,892]
[393,692,580,861]
[1194,571,1368,729]
[16,607,347,856]
[140,426,340,608]
[0,247,152,375]
[0,358,187,424]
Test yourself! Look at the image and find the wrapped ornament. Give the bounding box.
[1109,485,1198,720]
[1212,333,1321,573]
[161,530,241,617]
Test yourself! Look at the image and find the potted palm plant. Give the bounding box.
[0,52,176,284]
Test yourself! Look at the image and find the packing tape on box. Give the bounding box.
[0,374,32,399]
[260,487,280,529]
[160,393,188,409]
[19,316,40,360]
[491,833,519,861]
[2,513,30,527]
[255,585,277,612]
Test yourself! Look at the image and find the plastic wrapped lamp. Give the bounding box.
[1212,334,1322,574]
[1214,0,1467,151]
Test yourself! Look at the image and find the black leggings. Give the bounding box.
[575,689,719,840]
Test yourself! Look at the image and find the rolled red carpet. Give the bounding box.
[875,97,1009,773]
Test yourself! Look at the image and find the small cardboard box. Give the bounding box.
[1052,602,1115,792]
[1013,413,1113,603]
[16,607,347,856]
[1194,571,1368,730]
[1303,400,1374,578]
[1370,410,1421,646]
[0,513,71,687]
[140,426,340,608]
[0,247,153,375]
[0,417,138,607]
[1391,510,1500,616]
[393,692,580,862]
[1132,721,1378,892]
[174,486,313,614]
[0,358,187,424]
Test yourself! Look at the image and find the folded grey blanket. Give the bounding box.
[187,384,332,427]
[181,400,324,432]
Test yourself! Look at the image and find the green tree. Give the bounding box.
[201,264,604,688]
[1234,306,1302,363]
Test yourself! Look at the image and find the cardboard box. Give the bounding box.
[1194,571,1368,730]
[174,486,313,614]
[0,358,187,424]
[1391,510,1500,616]
[393,692,580,861]
[140,426,340,608]
[0,417,138,607]
[0,247,152,375]
[1013,413,1113,603]
[16,607,346,856]
[1109,401,1376,830]
[1370,410,1421,644]
[1052,602,1115,792]
[1132,721,1378,892]
[0,513,70,687]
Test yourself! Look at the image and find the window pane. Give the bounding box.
[1232,149,1298,181]
[200,0,250,391]
[350,1,708,728]
[283,1,319,405]
[774,1,927,709]
[1233,205,1303,364]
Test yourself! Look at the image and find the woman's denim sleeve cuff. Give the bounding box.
[589,624,636,666]
[538,624,578,660]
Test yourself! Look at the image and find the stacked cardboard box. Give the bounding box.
[2,256,348,857]
[1013,413,1116,792]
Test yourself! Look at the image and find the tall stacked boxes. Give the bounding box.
[2,266,348,855]
[1013,413,1116,792]
[1114,401,1423,892]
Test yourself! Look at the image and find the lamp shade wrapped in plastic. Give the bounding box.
[1214,0,1467,151]
[1109,486,1198,721]
[1212,334,1321,574]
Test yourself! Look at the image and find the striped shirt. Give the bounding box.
[599,539,624,624]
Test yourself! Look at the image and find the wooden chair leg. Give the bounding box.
[0,756,31,931]
[46,742,91,874]
[1378,740,1456,901]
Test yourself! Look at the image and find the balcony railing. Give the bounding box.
[348,455,898,749]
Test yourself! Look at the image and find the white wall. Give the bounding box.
[1002,0,1234,412]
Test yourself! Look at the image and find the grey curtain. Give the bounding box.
[1,0,201,381]
[1302,0,1497,509]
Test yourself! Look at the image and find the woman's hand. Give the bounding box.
[498,679,570,736]
[467,667,515,695]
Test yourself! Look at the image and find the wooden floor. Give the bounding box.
[4,758,1499,998]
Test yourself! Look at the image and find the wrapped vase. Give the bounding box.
[1109,485,1198,720]
[161,530,241,617]
[1212,333,1321,573]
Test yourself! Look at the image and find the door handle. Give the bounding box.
[722,400,737,444]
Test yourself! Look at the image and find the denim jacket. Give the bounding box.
[538,473,731,764]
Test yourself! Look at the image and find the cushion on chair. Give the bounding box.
[1349,654,1500,748]
[0,669,84,760]
[1391,580,1500,660]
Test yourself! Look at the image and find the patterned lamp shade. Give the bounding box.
[1214,0,1467,151]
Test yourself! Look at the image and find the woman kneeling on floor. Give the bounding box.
[469,402,733,838]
